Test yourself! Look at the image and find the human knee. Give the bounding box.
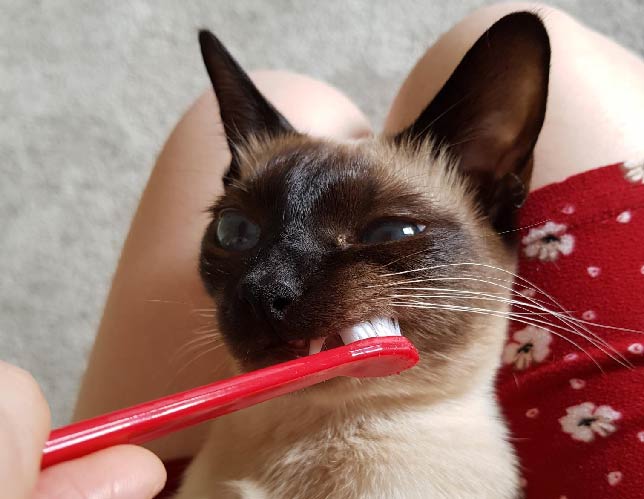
[466,2,577,28]
[249,70,372,140]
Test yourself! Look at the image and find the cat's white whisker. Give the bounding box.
[173,342,227,380]
[388,301,605,371]
[384,293,555,317]
[145,298,194,306]
[375,263,638,367]
[395,294,633,370]
[171,334,224,364]
[387,287,632,369]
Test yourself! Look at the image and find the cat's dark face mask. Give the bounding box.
[197,13,550,398]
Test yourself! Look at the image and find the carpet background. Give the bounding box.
[2,0,644,425]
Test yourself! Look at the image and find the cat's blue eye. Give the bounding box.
[216,210,261,251]
[361,220,426,244]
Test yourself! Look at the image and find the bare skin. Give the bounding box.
[0,361,166,499]
[73,2,644,463]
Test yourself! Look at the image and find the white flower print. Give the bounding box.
[522,221,575,261]
[561,203,575,215]
[559,402,621,442]
[616,210,632,223]
[564,353,579,362]
[607,471,623,486]
[569,378,586,390]
[622,158,644,184]
[525,408,540,418]
[581,310,597,321]
[517,287,536,298]
[502,326,552,370]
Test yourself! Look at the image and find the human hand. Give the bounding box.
[0,360,166,499]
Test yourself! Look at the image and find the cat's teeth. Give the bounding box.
[339,317,401,345]
[309,337,325,355]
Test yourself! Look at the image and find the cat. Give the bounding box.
[175,11,550,499]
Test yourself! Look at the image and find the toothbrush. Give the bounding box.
[42,336,418,468]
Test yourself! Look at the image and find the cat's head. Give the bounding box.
[198,13,550,404]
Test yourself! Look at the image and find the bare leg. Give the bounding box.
[73,71,371,460]
[384,2,644,191]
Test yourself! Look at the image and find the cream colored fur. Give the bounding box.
[175,377,517,498]
[174,138,519,498]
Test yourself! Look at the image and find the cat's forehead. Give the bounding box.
[227,136,471,223]
[231,138,429,220]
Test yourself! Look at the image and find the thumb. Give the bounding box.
[33,445,167,499]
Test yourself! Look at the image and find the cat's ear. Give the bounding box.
[199,30,296,185]
[394,12,550,236]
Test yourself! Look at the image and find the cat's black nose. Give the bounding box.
[238,277,298,324]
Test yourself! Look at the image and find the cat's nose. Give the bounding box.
[238,277,298,323]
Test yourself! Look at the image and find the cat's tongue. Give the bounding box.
[309,317,401,355]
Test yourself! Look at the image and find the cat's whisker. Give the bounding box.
[389,293,631,368]
[192,325,221,335]
[169,342,228,386]
[381,288,540,312]
[145,298,194,306]
[385,290,562,329]
[449,264,644,349]
[374,274,560,313]
[383,248,429,267]
[390,281,564,317]
[388,301,605,372]
[384,293,554,317]
[384,275,632,367]
[171,333,224,364]
[379,263,644,335]
[172,341,222,367]
[564,316,644,335]
[372,273,552,312]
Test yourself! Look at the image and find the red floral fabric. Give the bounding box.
[497,161,644,498]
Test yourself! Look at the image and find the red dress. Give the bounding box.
[497,160,644,498]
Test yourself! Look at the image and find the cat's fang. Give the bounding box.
[339,318,401,345]
[309,337,325,355]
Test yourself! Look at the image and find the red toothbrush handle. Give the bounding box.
[42,336,418,468]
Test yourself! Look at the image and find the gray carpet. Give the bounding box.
[2,0,644,426]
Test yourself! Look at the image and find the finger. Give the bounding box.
[0,361,51,499]
[33,444,167,499]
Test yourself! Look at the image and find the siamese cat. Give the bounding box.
[176,12,550,499]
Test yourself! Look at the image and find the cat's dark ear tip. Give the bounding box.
[497,11,546,30]
[495,11,550,48]
[198,29,221,53]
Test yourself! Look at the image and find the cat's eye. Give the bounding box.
[215,210,261,251]
[361,220,426,244]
